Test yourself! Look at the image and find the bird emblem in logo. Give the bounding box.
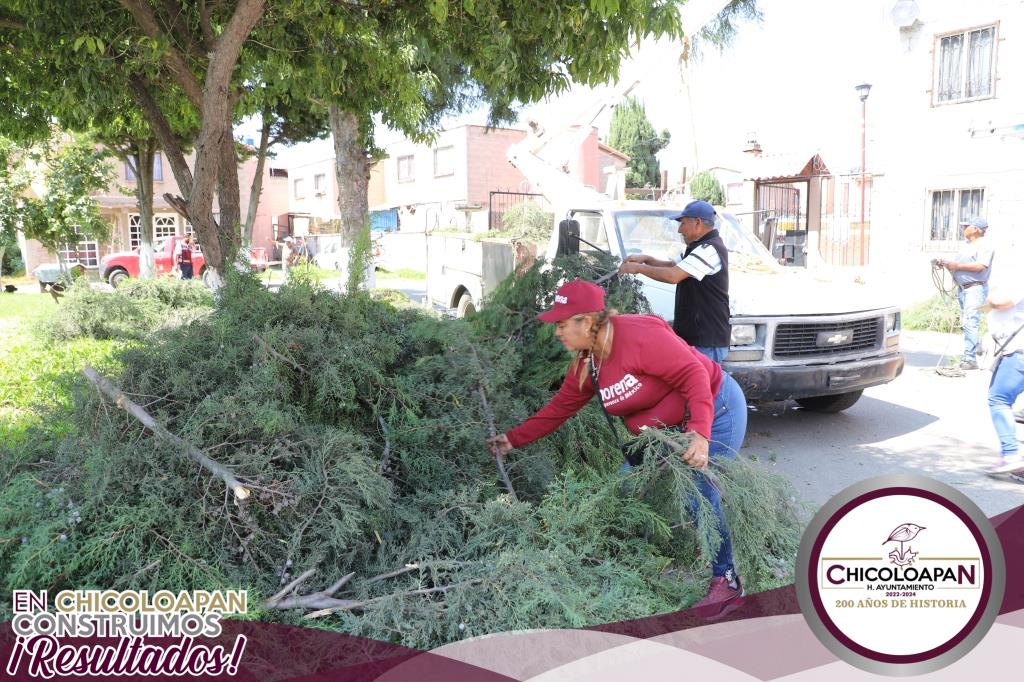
[884,522,925,566]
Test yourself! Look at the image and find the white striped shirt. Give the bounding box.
[675,243,723,280]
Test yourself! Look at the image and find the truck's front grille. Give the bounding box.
[772,317,882,358]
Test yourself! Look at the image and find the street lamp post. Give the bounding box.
[856,83,872,265]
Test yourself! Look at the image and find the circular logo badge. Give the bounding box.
[796,476,1005,675]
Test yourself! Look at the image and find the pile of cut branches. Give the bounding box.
[1,259,804,649]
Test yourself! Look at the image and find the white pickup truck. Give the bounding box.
[563,201,904,411]
[428,200,904,413]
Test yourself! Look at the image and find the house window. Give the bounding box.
[269,168,288,178]
[314,173,326,195]
[154,214,177,240]
[59,225,100,268]
[124,152,164,181]
[934,25,996,104]
[397,155,415,182]
[930,188,984,242]
[433,146,454,177]
[294,178,305,199]
[129,214,142,250]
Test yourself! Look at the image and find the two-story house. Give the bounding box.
[287,124,630,235]
[20,150,290,275]
[864,0,1024,301]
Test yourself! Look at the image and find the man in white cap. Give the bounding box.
[934,216,993,370]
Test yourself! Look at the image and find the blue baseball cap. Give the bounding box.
[959,216,988,231]
[669,200,717,222]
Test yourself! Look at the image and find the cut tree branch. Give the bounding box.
[83,365,251,500]
[253,334,307,374]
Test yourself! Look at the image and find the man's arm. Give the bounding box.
[619,260,690,284]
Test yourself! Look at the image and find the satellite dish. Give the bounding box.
[891,0,920,28]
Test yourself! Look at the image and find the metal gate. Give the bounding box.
[755,181,807,265]
[818,175,872,266]
[488,191,549,231]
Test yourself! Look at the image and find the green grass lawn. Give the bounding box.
[1,293,130,481]
[377,267,426,281]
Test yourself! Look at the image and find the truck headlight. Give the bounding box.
[730,324,757,346]
[884,312,900,334]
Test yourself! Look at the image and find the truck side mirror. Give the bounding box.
[557,219,580,257]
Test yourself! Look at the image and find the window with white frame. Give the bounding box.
[929,188,984,243]
[934,25,996,104]
[294,178,305,199]
[397,155,415,182]
[314,173,326,195]
[433,146,454,177]
[154,214,177,240]
[129,214,143,249]
[59,225,100,268]
[124,152,164,181]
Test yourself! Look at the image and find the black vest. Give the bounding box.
[673,229,730,347]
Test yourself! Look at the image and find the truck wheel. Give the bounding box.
[795,390,863,413]
[456,293,476,318]
[107,268,129,288]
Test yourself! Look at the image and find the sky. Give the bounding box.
[251,0,896,179]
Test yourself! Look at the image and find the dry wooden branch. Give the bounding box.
[477,384,518,503]
[376,415,391,473]
[364,563,419,584]
[83,365,251,501]
[262,571,355,611]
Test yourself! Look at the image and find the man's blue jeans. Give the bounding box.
[988,352,1024,457]
[623,373,747,577]
[958,285,987,363]
[695,346,729,364]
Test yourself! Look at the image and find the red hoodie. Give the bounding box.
[506,314,722,448]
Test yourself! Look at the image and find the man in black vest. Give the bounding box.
[618,200,731,363]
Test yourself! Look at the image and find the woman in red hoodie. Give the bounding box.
[487,279,748,618]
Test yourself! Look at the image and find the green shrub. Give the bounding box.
[493,201,553,245]
[41,278,213,342]
[902,293,961,333]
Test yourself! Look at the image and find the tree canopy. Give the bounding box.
[0,0,693,274]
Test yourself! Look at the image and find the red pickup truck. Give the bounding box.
[100,236,268,286]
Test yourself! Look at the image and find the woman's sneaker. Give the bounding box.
[691,569,744,619]
[990,455,1024,474]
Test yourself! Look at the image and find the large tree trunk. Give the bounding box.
[130,140,157,280]
[330,106,369,247]
[122,0,265,290]
[243,112,271,246]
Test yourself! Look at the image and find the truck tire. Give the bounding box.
[795,390,863,413]
[107,268,129,288]
[456,293,476,318]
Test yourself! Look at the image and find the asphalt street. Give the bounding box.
[744,330,1024,517]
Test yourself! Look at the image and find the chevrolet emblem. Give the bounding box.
[817,330,853,346]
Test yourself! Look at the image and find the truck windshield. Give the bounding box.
[614,209,782,272]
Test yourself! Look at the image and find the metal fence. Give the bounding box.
[488,191,549,231]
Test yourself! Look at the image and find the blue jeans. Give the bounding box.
[958,285,987,362]
[988,352,1024,457]
[623,373,748,577]
[695,346,729,364]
